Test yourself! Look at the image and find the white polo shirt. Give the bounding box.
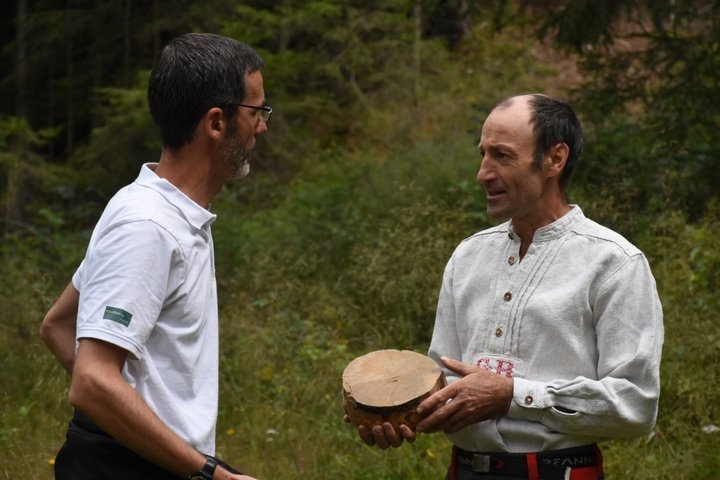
[73,163,219,454]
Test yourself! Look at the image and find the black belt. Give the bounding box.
[454,444,600,478]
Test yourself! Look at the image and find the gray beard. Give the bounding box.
[222,135,252,179]
[233,159,251,179]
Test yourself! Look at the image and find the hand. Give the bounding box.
[343,415,416,449]
[415,356,513,434]
[213,465,257,479]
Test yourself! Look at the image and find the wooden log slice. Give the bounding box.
[342,349,446,430]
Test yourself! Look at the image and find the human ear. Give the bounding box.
[545,143,569,178]
[202,107,227,141]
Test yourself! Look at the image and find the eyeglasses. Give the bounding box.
[231,103,273,123]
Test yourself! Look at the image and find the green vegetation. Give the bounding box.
[1,1,719,478]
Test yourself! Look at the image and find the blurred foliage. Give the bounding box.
[67,72,159,219]
[1,0,720,479]
[534,0,720,219]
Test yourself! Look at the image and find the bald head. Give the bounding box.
[492,93,535,112]
[488,94,583,193]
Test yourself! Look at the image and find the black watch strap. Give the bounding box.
[189,455,218,480]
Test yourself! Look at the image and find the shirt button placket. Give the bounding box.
[496,291,512,344]
[501,237,516,350]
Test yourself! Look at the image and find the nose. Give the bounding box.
[255,119,268,135]
[476,156,493,184]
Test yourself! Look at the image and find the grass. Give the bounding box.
[6,295,719,479]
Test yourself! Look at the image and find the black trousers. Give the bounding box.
[54,410,183,480]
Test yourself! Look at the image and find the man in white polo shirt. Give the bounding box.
[40,33,271,480]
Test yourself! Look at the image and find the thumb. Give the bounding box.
[441,356,477,377]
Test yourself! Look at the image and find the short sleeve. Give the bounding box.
[75,220,185,359]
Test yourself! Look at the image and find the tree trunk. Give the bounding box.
[65,8,74,155]
[15,0,28,118]
[123,0,132,87]
[413,2,421,106]
[153,0,160,57]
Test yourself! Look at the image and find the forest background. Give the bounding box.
[1,0,719,478]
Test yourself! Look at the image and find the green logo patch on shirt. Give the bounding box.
[103,306,133,327]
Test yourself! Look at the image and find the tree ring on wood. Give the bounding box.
[342,349,446,430]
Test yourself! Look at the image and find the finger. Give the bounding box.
[441,356,477,377]
[382,422,403,448]
[357,424,375,446]
[416,415,445,434]
[343,414,350,424]
[371,424,390,449]
[417,396,461,433]
[427,402,469,434]
[398,424,416,442]
[442,409,474,434]
[416,385,457,417]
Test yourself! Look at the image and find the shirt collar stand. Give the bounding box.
[136,163,217,230]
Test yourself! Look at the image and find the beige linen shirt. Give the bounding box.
[428,206,663,452]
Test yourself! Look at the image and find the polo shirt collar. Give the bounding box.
[135,163,217,230]
[508,205,584,243]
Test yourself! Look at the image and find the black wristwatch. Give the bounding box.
[188,455,218,480]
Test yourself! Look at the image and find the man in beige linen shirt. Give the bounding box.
[348,94,663,480]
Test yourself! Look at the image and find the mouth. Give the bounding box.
[485,186,506,201]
